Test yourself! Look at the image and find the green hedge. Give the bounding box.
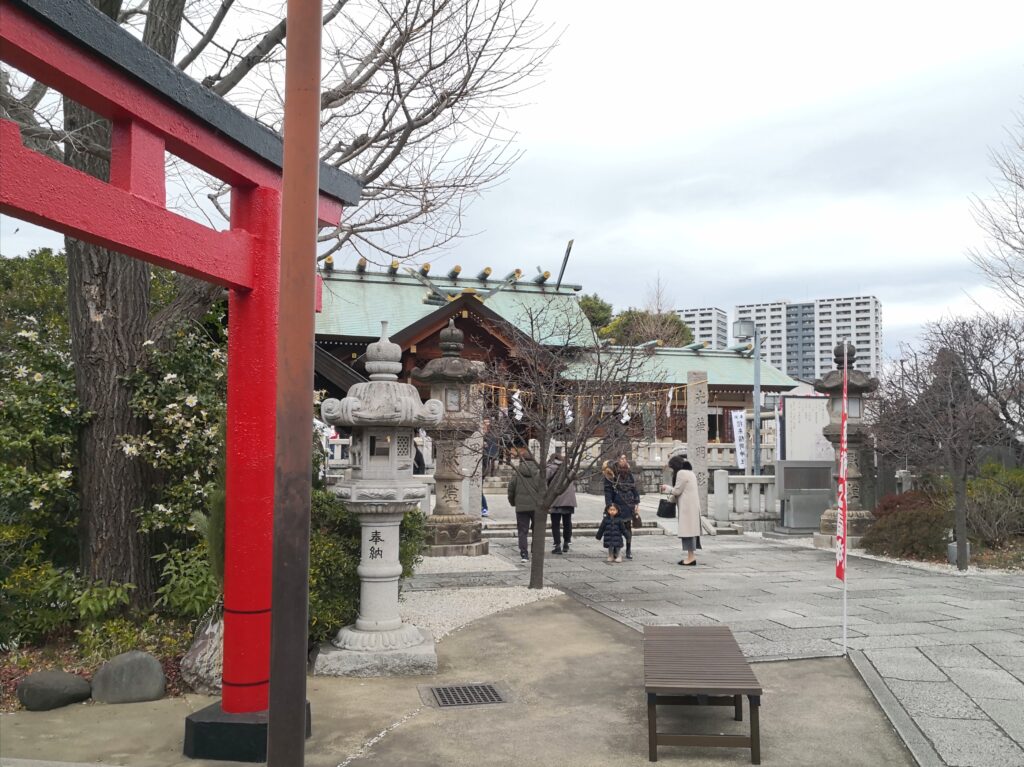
[863,502,950,561]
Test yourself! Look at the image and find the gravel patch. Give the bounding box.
[412,555,517,574]
[399,586,562,640]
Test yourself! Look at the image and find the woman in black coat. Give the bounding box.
[603,455,640,559]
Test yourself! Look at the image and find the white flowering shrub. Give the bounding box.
[0,319,83,575]
[124,317,227,538]
[1,250,226,640]
[0,250,89,644]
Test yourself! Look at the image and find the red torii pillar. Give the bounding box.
[0,0,359,729]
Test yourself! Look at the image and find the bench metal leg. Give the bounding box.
[749,695,761,765]
[734,694,742,721]
[647,693,658,762]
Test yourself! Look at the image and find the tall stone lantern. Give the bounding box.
[813,341,879,547]
[314,322,443,676]
[411,319,489,556]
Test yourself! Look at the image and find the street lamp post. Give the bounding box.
[733,320,762,475]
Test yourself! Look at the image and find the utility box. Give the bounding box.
[775,459,833,534]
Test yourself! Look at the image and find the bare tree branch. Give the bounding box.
[204,0,349,95]
[969,110,1024,313]
[176,0,236,70]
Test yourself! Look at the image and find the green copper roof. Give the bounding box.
[316,268,590,344]
[567,347,798,389]
[634,347,797,388]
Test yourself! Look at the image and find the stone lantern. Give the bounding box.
[813,341,879,548]
[411,319,489,556]
[314,322,443,676]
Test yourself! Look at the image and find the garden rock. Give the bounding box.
[92,650,166,704]
[181,618,223,695]
[16,670,91,711]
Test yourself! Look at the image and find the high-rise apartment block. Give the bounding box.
[733,296,882,380]
[677,306,728,349]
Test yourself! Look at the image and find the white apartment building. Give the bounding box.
[812,296,883,379]
[733,296,883,380]
[732,301,789,371]
[676,306,728,349]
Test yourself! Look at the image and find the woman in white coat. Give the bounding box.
[660,455,701,566]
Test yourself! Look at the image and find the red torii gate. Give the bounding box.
[0,0,359,735]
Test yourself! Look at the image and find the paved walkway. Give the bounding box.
[0,598,914,767]
[419,496,1024,767]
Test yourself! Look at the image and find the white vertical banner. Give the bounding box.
[619,395,631,424]
[665,387,674,418]
[563,396,574,426]
[731,409,747,470]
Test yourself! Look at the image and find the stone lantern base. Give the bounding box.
[313,627,437,677]
[812,507,875,550]
[422,514,489,557]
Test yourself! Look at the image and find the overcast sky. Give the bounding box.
[430,0,1024,357]
[3,0,1022,359]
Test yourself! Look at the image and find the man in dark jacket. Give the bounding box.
[507,445,546,562]
[546,449,576,554]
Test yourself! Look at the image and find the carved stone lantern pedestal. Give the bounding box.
[812,342,879,551]
[314,322,444,676]
[412,319,489,557]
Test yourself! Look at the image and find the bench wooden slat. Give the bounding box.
[643,625,762,764]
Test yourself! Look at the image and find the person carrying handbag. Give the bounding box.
[603,455,641,560]
[661,455,702,565]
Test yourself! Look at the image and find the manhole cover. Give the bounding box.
[430,684,505,708]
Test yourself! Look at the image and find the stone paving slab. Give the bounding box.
[864,648,947,682]
[925,629,1024,646]
[752,625,864,643]
[470,522,1024,767]
[852,621,957,637]
[989,655,1024,683]
[737,637,845,660]
[921,645,1003,670]
[846,633,955,651]
[885,680,988,720]
[975,697,1024,744]
[945,667,1024,701]
[915,716,1024,767]
[977,641,1024,657]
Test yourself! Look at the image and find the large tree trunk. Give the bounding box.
[529,507,547,589]
[62,0,188,603]
[64,95,154,600]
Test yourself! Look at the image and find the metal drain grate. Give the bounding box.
[430,684,505,707]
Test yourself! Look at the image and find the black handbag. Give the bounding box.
[657,498,676,518]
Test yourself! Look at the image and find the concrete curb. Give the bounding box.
[848,650,943,767]
[747,650,844,663]
[0,760,114,767]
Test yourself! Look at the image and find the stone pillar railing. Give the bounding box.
[327,437,351,469]
[709,469,779,531]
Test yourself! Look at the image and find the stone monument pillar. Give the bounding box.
[813,341,879,549]
[315,322,444,676]
[460,385,485,517]
[686,371,710,516]
[411,320,489,556]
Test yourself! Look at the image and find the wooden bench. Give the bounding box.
[644,625,763,763]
